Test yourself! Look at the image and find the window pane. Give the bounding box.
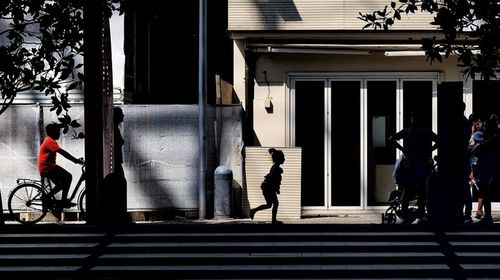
[295,81,325,207]
[367,81,397,206]
[331,81,361,206]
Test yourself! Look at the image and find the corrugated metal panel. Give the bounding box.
[229,0,435,31]
[243,147,301,221]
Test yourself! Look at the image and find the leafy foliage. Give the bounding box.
[0,0,124,136]
[358,0,500,80]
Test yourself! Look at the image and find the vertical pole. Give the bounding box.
[0,191,4,226]
[84,0,104,225]
[198,0,207,219]
[436,82,463,227]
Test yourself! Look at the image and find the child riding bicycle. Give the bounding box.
[38,123,84,217]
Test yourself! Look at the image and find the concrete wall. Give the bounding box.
[0,104,243,213]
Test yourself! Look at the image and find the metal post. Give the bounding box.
[198,0,207,219]
[84,0,104,225]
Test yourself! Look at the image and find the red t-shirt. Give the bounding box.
[38,136,61,174]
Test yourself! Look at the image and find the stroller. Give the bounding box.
[381,188,419,224]
[381,154,430,224]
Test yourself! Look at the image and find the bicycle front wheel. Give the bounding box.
[78,188,86,221]
[8,183,48,225]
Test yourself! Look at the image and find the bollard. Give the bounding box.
[214,165,232,218]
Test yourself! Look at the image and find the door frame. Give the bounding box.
[288,72,439,214]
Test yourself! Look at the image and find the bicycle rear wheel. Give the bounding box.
[8,183,48,225]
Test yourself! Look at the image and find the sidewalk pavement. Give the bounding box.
[3,212,499,227]
[133,211,500,225]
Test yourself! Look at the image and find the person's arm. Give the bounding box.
[388,130,406,154]
[57,149,84,164]
[431,131,439,152]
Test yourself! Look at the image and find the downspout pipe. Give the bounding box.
[198,0,207,219]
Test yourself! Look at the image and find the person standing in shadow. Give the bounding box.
[114,107,125,177]
[250,148,285,224]
[389,111,438,224]
[469,119,499,225]
[460,102,473,224]
[102,107,130,228]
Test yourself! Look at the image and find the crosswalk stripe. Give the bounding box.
[0,234,105,238]
[461,264,500,270]
[0,254,90,259]
[116,232,435,237]
[98,252,445,259]
[0,266,81,271]
[108,241,439,247]
[456,252,500,257]
[445,232,500,236]
[0,243,99,248]
[91,264,451,271]
[449,242,500,246]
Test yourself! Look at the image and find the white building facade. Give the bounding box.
[229,0,500,216]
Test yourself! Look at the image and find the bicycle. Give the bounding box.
[7,164,86,225]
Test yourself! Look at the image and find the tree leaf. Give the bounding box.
[70,120,81,128]
[395,11,401,20]
[67,81,78,91]
[62,125,69,134]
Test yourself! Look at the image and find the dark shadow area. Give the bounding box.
[231,179,243,218]
[240,148,251,218]
[255,0,302,30]
[264,99,273,114]
[120,105,219,220]
[124,0,232,105]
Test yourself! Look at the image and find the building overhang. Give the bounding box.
[232,30,477,56]
[230,30,448,41]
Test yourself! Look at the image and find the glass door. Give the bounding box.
[330,80,361,207]
[366,80,397,206]
[366,80,434,206]
[292,74,437,210]
[294,80,326,207]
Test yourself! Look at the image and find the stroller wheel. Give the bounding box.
[381,213,397,224]
[388,213,397,224]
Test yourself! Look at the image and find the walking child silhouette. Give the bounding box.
[250,148,285,224]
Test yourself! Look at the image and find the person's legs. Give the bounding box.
[478,182,492,224]
[251,203,272,217]
[400,185,410,221]
[250,189,273,219]
[417,181,427,219]
[476,196,484,218]
[270,193,280,223]
[482,185,493,223]
[471,179,484,218]
[46,166,72,203]
[462,177,473,222]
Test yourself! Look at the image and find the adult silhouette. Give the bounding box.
[114,107,125,177]
[389,112,438,224]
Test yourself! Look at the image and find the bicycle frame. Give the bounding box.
[16,165,86,203]
[67,165,86,203]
